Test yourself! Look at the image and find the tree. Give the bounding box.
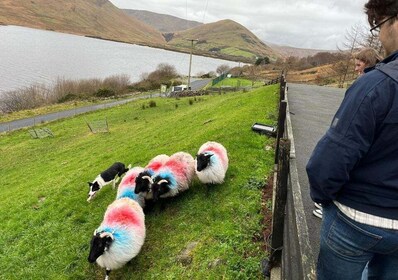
[216,64,231,75]
[255,57,270,65]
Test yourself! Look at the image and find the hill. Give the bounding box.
[123,9,203,33]
[0,0,166,46]
[266,42,335,58]
[166,19,278,62]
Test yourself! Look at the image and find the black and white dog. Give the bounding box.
[87,162,129,202]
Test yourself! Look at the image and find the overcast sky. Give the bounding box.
[109,0,370,51]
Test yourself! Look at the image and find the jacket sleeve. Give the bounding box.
[306,83,377,204]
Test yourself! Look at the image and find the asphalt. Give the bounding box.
[0,79,210,133]
[287,83,345,259]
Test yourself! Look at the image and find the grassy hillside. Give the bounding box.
[123,9,203,33]
[0,85,278,279]
[0,0,166,46]
[167,19,277,61]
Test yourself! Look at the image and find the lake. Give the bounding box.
[0,25,240,95]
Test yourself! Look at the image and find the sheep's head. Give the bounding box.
[88,230,114,263]
[135,171,153,194]
[196,153,213,172]
[151,177,170,202]
[87,181,100,202]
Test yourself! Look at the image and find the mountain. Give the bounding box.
[123,9,202,33]
[166,19,277,61]
[0,1,278,63]
[0,0,165,46]
[266,42,335,58]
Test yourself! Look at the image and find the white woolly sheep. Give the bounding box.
[151,151,195,201]
[134,154,169,200]
[116,166,146,208]
[195,141,229,185]
[88,198,146,280]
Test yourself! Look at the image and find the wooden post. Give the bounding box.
[270,138,290,267]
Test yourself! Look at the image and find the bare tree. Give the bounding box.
[336,24,363,88]
[216,64,231,75]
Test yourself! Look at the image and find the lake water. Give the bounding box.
[0,25,239,95]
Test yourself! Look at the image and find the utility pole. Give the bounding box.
[187,39,198,90]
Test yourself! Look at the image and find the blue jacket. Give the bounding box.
[306,50,398,219]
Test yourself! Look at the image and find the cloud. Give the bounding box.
[110,0,369,50]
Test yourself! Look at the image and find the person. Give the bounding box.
[312,47,383,220]
[354,47,383,75]
[306,0,398,279]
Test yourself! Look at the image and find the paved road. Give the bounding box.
[287,83,345,259]
[190,78,212,90]
[0,79,212,133]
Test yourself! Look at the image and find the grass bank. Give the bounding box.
[0,85,278,279]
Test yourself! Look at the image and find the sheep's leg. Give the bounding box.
[104,268,111,280]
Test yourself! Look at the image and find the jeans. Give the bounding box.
[317,203,398,280]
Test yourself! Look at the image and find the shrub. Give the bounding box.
[149,101,157,108]
[95,88,115,97]
[189,99,194,105]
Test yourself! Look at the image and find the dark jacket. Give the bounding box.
[306,50,398,219]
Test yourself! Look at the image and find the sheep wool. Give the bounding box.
[158,151,195,198]
[146,154,169,173]
[116,166,145,208]
[94,198,145,271]
[196,141,229,184]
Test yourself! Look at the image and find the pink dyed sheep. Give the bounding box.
[195,141,229,185]
[88,198,145,280]
[151,151,195,201]
[134,154,169,199]
[116,166,145,208]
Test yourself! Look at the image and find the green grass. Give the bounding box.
[212,78,264,88]
[220,47,255,59]
[0,85,278,279]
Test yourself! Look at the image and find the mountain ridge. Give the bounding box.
[122,9,203,33]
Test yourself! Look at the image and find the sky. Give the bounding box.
[109,0,370,51]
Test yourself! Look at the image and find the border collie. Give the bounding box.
[87,162,129,202]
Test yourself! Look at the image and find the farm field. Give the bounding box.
[0,84,278,279]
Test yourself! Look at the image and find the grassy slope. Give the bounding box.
[212,77,264,88]
[0,85,278,279]
[167,20,277,60]
[0,0,166,46]
[123,9,203,33]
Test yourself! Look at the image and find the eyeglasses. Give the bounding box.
[370,14,397,35]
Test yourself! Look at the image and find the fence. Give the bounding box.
[211,73,227,86]
[267,74,316,279]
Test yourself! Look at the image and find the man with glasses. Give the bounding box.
[306,0,398,279]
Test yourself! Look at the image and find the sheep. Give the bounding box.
[116,166,146,208]
[87,162,129,202]
[134,154,169,199]
[195,141,229,185]
[151,151,195,201]
[88,198,146,280]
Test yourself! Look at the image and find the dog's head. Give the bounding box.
[87,181,100,202]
